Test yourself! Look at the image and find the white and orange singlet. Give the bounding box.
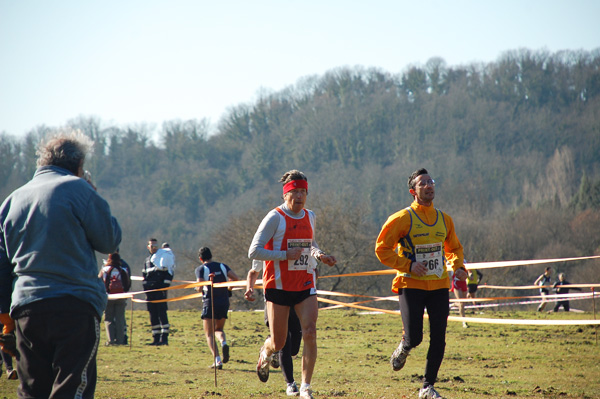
[249,203,325,293]
[263,207,317,292]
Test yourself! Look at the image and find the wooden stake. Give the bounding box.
[593,288,597,345]
[209,273,218,387]
[129,295,134,350]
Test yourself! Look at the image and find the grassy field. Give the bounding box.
[1,307,599,399]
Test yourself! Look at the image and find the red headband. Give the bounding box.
[283,179,308,195]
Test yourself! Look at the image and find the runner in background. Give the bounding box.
[534,267,553,312]
[195,247,239,369]
[466,267,483,306]
[448,260,469,328]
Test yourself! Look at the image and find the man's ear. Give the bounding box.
[409,188,416,196]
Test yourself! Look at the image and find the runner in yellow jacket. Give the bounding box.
[375,168,466,399]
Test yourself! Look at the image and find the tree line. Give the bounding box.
[1,48,599,310]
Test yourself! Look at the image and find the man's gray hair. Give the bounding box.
[279,169,307,184]
[36,130,94,175]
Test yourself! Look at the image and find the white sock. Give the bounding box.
[221,340,227,346]
[301,383,311,391]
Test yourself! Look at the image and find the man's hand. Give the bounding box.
[286,247,303,260]
[244,287,256,301]
[454,268,468,281]
[245,269,259,301]
[320,254,337,267]
[83,170,97,190]
[410,261,428,277]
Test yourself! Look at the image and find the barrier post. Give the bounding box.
[129,296,134,350]
[593,288,597,345]
[209,273,218,387]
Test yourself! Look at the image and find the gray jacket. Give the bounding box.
[0,166,122,318]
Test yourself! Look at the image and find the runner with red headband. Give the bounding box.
[246,169,337,399]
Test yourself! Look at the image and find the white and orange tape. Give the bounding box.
[110,254,600,325]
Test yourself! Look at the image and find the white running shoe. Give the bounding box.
[418,385,443,399]
[390,340,410,371]
[299,386,313,399]
[210,360,223,370]
[256,346,272,382]
[286,381,300,396]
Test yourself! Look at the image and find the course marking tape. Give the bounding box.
[122,253,600,311]
[318,297,600,325]
[320,254,600,279]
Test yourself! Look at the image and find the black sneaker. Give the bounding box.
[270,351,280,368]
[222,344,230,364]
[390,341,410,371]
[7,369,18,380]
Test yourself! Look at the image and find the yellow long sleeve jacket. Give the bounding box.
[375,200,464,293]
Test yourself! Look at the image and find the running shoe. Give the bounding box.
[390,340,410,371]
[7,369,18,380]
[271,350,280,368]
[286,381,300,396]
[462,322,469,328]
[299,386,313,399]
[210,361,223,370]
[222,344,230,363]
[256,346,272,382]
[418,385,443,399]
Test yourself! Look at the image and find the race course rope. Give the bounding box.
[112,255,600,326]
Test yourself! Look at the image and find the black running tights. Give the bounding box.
[398,288,449,388]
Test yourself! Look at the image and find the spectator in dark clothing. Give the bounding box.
[142,238,174,346]
[552,273,582,312]
[116,248,131,345]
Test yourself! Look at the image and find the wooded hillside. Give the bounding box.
[1,48,599,310]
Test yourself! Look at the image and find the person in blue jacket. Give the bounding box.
[0,130,121,399]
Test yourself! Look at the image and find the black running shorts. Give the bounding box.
[265,288,313,307]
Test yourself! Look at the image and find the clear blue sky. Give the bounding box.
[1,0,598,137]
